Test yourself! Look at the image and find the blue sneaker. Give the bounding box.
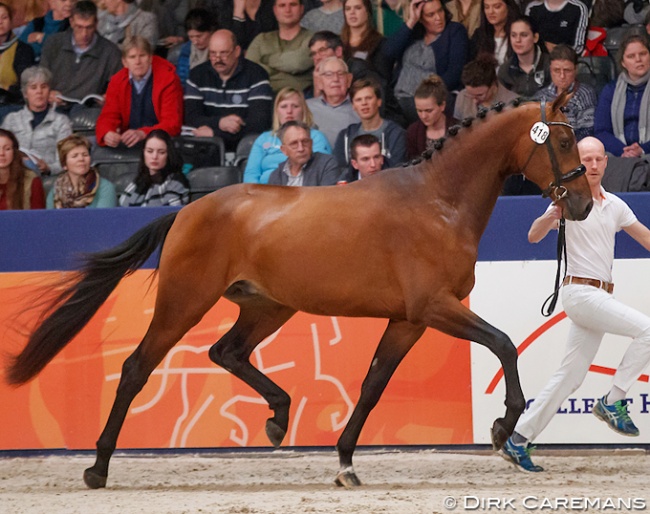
[500,437,544,472]
[593,396,639,436]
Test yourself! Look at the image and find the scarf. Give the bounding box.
[101,4,140,44]
[0,33,18,52]
[53,167,100,209]
[611,69,650,145]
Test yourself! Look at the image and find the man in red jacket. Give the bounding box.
[96,35,183,148]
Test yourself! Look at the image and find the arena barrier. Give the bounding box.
[1,195,649,451]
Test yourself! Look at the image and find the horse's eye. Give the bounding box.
[559,138,571,150]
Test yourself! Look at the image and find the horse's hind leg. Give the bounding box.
[209,296,296,447]
[335,319,425,488]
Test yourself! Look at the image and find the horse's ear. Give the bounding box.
[551,89,574,113]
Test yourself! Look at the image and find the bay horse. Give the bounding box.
[6,95,592,489]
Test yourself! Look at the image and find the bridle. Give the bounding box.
[522,98,586,203]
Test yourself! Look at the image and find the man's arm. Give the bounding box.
[528,204,562,243]
[623,221,650,252]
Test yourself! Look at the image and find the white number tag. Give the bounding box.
[530,122,550,144]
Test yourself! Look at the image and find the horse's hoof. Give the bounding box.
[83,468,107,489]
[265,418,286,448]
[491,418,510,450]
[334,470,362,488]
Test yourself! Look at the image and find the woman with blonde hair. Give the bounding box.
[0,128,44,210]
[243,87,331,184]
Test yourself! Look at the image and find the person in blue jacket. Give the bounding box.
[175,8,215,86]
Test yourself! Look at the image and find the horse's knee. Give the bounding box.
[118,354,150,395]
[209,340,241,372]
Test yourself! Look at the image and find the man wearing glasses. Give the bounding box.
[184,29,273,151]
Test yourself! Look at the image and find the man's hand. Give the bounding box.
[193,126,215,137]
[103,130,122,148]
[622,142,643,158]
[28,32,44,44]
[218,115,245,134]
[121,129,146,147]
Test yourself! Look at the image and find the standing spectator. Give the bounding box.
[0,128,45,209]
[447,0,482,38]
[1,66,72,175]
[47,134,117,208]
[337,133,385,182]
[246,0,314,93]
[594,33,650,158]
[469,0,520,66]
[175,8,215,86]
[268,120,340,186]
[534,44,597,141]
[301,0,344,34]
[41,1,122,112]
[306,30,344,98]
[119,129,189,206]
[19,0,74,61]
[96,36,184,148]
[497,15,550,98]
[334,77,406,168]
[243,86,330,184]
[98,0,159,48]
[0,2,35,121]
[306,56,360,148]
[230,0,277,50]
[184,29,273,151]
[525,0,589,55]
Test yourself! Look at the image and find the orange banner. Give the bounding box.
[0,271,473,450]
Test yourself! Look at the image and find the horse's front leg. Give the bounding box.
[335,319,425,488]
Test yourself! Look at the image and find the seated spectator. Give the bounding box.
[1,66,72,175]
[337,133,385,182]
[19,0,73,61]
[595,33,650,158]
[394,0,469,124]
[334,77,406,168]
[447,0,482,38]
[243,87,330,184]
[184,29,273,152]
[142,0,188,51]
[534,44,597,141]
[301,0,344,34]
[47,134,117,208]
[176,8,215,86]
[247,0,314,93]
[469,0,520,66]
[0,128,45,209]
[406,74,458,160]
[96,36,183,148]
[119,129,189,206]
[525,0,588,55]
[454,54,517,119]
[497,15,550,98]
[306,30,344,99]
[306,56,360,148]
[0,2,36,121]
[230,0,277,50]
[268,120,340,186]
[98,0,159,48]
[41,1,122,113]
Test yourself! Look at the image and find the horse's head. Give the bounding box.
[516,93,593,221]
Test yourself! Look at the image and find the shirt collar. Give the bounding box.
[130,67,153,93]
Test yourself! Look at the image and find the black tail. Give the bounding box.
[6,212,179,386]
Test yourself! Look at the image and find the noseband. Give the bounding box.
[523,98,586,202]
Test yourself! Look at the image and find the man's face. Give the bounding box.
[309,40,337,67]
[281,126,313,167]
[352,86,381,121]
[188,29,211,51]
[579,141,607,190]
[351,142,383,179]
[550,59,576,92]
[274,0,304,27]
[209,34,241,78]
[71,14,96,48]
[320,60,351,100]
[122,47,153,81]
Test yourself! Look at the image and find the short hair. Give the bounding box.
[461,56,498,88]
[350,134,380,161]
[316,56,349,74]
[278,120,311,144]
[71,0,98,19]
[272,87,314,132]
[350,77,382,101]
[121,35,153,58]
[20,66,52,96]
[185,8,216,33]
[275,0,303,5]
[414,74,448,104]
[308,30,343,50]
[549,44,577,65]
[57,134,92,168]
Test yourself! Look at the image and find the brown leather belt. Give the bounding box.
[563,275,614,294]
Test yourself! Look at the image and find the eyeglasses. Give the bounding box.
[209,48,235,60]
[320,71,347,79]
[309,46,333,59]
[285,138,313,150]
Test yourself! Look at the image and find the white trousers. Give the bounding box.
[516,283,650,442]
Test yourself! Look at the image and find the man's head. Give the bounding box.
[350,77,382,121]
[549,44,577,93]
[121,36,153,81]
[209,30,241,79]
[50,0,75,20]
[279,120,313,168]
[308,31,343,68]
[274,0,304,29]
[185,8,216,51]
[317,57,352,104]
[461,56,498,108]
[70,1,97,49]
[577,136,607,191]
[350,134,383,178]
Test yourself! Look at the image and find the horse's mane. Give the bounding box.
[406,98,530,167]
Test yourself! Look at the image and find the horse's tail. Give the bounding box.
[5,212,179,386]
